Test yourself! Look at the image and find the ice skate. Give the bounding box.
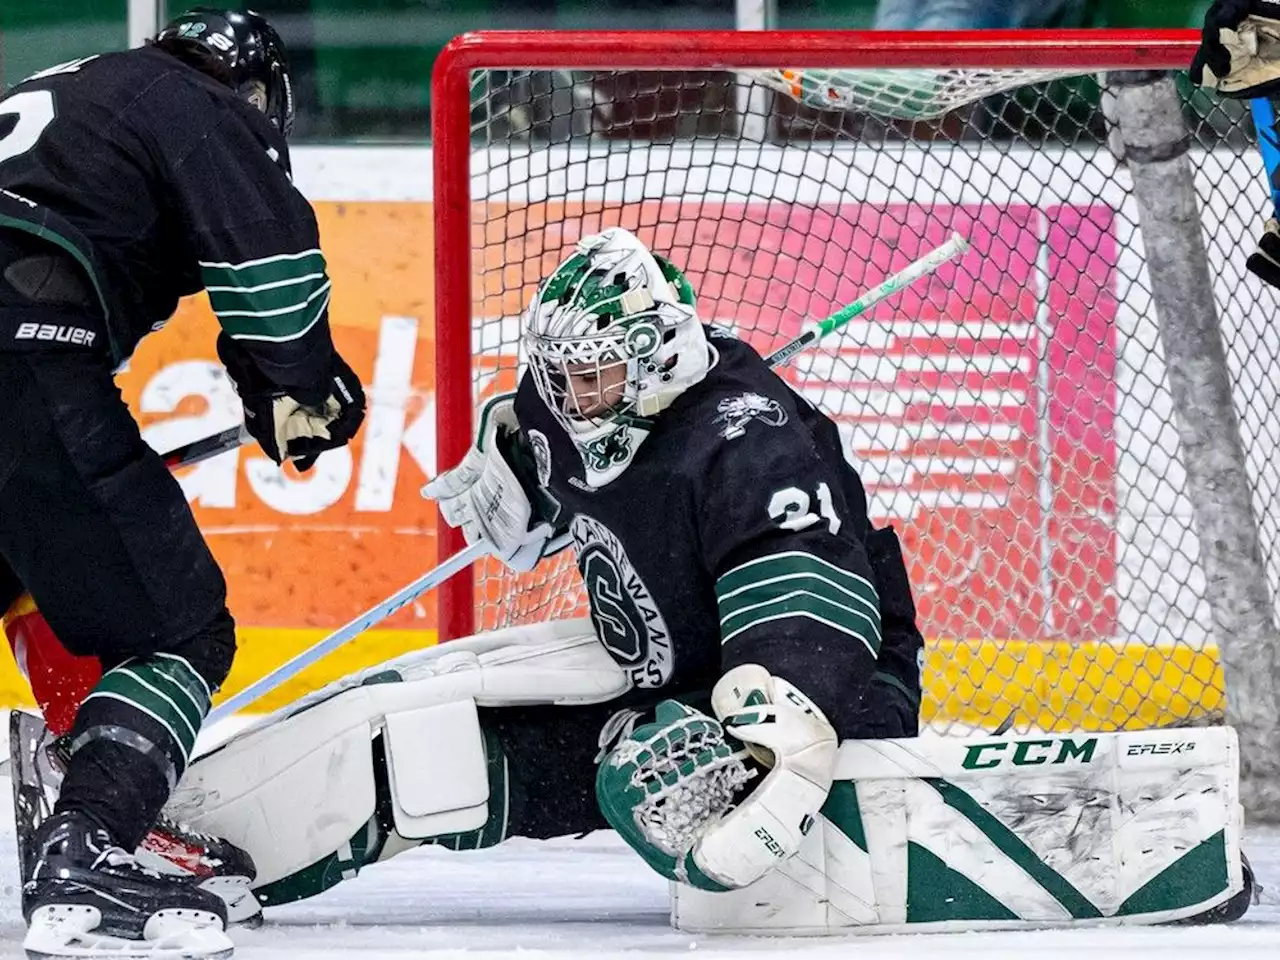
[137,815,261,928]
[22,811,232,960]
[10,711,261,928]
[1178,854,1259,925]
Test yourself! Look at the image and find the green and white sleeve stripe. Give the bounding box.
[201,248,331,342]
[716,550,882,656]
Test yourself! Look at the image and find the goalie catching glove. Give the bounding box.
[596,664,838,891]
[422,393,559,572]
[217,333,366,471]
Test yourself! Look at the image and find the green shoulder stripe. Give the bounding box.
[716,551,882,655]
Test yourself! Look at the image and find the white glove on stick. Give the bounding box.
[690,664,838,889]
[422,394,552,572]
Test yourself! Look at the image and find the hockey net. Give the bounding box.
[432,31,1280,763]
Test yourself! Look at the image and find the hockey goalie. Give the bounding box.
[10,227,1254,951]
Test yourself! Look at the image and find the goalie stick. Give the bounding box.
[205,231,970,725]
[1251,96,1280,214]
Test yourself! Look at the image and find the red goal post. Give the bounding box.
[433,28,1199,640]
[430,29,1280,813]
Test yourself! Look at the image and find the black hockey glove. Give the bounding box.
[217,333,366,472]
[1245,218,1280,288]
[1191,0,1280,96]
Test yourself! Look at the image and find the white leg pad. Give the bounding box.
[674,726,1244,934]
[165,618,625,886]
[166,691,379,887]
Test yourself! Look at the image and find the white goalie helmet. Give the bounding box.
[523,228,712,484]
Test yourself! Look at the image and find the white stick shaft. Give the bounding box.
[766,232,968,368]
[207,540,488,723]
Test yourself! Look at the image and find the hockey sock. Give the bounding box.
[56,652,212,849]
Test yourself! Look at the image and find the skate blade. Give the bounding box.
[197,877,262,929]
[24,904,233,960]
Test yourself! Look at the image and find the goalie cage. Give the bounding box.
[430,29,1280,820]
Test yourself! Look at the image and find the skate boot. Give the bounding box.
[11,711,260,928]
[137,815,261,928]
[1177,853,1259,925]
[22,811,233,960]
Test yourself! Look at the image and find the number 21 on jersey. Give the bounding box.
[768,483,841,535]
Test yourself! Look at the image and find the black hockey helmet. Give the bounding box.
[152,8,295,137]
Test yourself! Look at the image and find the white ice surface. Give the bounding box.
[0,785,1277,960]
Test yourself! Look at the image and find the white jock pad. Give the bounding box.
[691,664,838,889]
[162,619,630,889]
[422,392,551,572]
[675,726,1246,934]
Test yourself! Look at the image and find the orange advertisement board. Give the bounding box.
[0,201,444,713]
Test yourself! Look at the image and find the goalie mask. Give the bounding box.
[523,228,711,487]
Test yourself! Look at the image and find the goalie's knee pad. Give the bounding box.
[164,619,630,897]
[252,703,513,907]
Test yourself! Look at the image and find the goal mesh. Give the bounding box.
[438,35,1280,740]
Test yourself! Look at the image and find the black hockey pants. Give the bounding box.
[0,239,235,850]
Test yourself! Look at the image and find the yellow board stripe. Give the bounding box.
[923,638,1224,732]
[2,592,39,629]
[0,628,1223,732]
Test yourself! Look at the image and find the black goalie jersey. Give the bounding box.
[0,48,332,389]
[514,329,924,739]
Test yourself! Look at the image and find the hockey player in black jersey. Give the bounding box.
[424,226,922,890]
[0,8,364,957]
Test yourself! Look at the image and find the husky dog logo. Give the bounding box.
[715,393,788,440]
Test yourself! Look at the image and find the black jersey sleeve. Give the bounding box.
[694,405,883,735]
[134,74,334,393]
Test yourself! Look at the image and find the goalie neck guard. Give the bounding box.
[523,228,711,487]
[153,7,295,137]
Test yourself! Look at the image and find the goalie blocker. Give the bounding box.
[141,621,1249,932]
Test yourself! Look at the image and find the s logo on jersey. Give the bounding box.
[715,393,788,440]
[571,514,673,688]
